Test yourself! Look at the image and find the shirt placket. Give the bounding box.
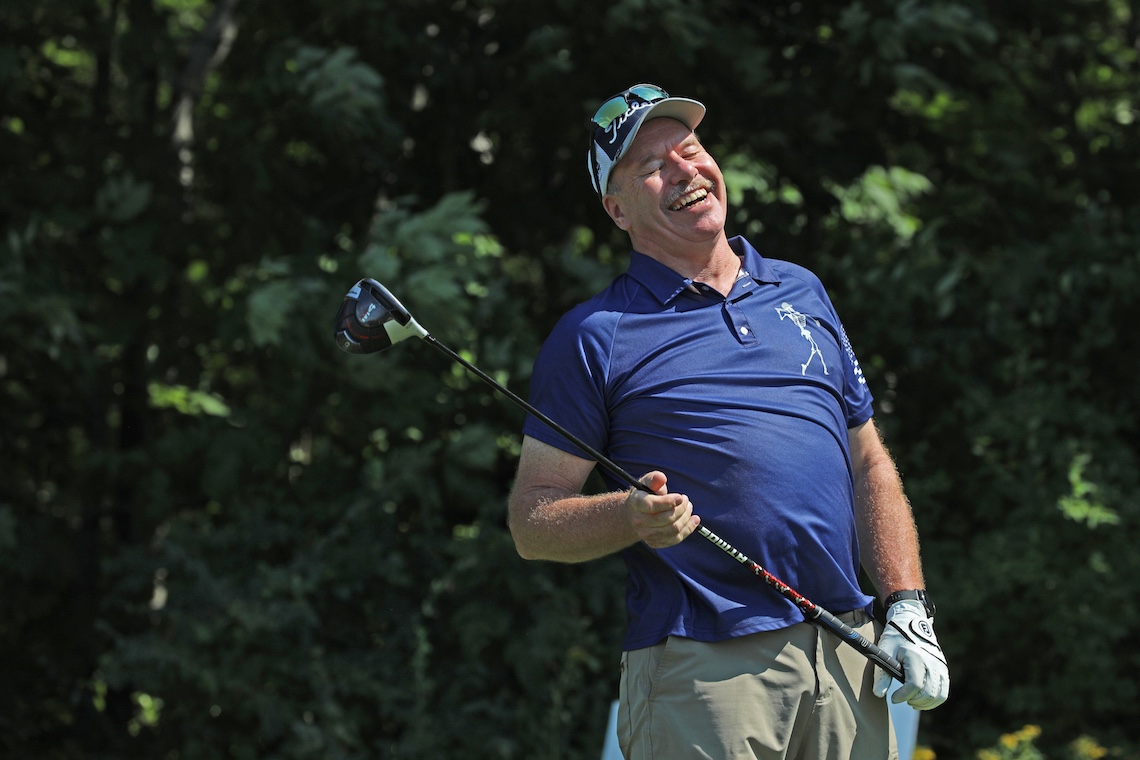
[689,279,759,346]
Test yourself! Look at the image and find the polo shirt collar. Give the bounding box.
[626,235,782,305]
[729,236,782,286]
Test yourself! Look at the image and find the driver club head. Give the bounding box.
[334,278,429,354]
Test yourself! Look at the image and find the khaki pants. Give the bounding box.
[617,611,897,760]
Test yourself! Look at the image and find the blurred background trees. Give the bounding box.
[2,0,1137,757]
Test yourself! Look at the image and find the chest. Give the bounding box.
[605,284,849,405]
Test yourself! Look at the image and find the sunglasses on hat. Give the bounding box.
[591,84,670,129]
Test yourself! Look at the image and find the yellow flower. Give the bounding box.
[1069,735,1108,760]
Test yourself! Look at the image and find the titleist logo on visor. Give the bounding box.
[601,101,654,151]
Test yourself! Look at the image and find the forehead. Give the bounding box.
[625,118,698,162]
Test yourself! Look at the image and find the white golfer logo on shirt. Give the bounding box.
[776,302,829,376]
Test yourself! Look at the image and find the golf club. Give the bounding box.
[333,277,906,683]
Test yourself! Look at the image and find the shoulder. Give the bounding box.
[732,236,830,295]
[545,275,644,348]
[767,257,827,291]
[759,257,838,312]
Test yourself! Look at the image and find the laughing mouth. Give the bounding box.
[668,184,713,211]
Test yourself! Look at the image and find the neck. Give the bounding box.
[636,233,740,296]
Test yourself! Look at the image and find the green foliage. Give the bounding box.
[1,0,1138,758]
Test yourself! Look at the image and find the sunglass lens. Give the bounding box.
[593,95,631,129]
[627,85,668,102]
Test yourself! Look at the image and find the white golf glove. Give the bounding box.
[873,600,950,710]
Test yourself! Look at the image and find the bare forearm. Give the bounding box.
[507,437,699,563]
[508,487,641,563]
[855,459,925,597]
[851,422,925,599]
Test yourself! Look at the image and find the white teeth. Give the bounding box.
[670,187,709,211]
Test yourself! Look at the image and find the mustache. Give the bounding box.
[666,178,715,206]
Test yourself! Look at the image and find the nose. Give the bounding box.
[667,152,699,184]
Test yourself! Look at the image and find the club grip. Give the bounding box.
[812,607,905,682]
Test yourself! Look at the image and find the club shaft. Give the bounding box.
[425,336,644,490]
[697,524,904,681]
[424,334,905,683]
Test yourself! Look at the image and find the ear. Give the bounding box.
[603,193,632,231]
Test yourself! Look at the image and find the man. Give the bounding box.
[507,84,949,759]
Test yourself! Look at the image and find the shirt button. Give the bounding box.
[740,327,750,335]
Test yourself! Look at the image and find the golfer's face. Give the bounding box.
[604,118,728,258]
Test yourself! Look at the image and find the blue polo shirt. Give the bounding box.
[523,236,875,650]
